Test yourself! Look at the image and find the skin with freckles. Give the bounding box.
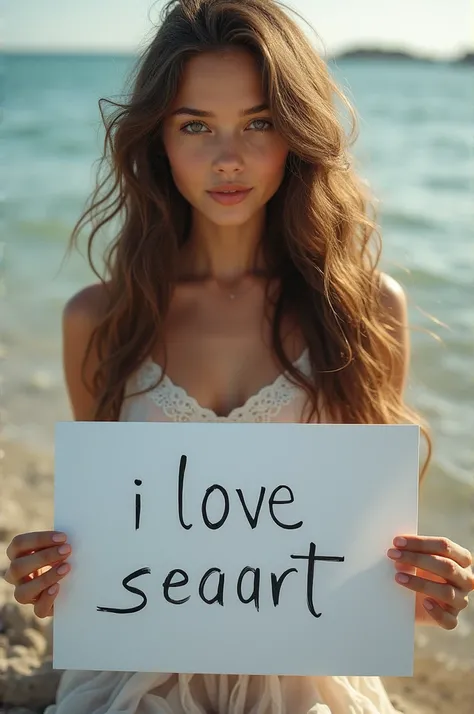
[161,48,289,250]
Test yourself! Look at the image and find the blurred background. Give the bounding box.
[1,1,473,712]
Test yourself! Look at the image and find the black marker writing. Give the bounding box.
[102,457,345,620]
[97,567,151,614]
[269,486,303,530]
[178,455,192,530]
[236,487,266,529]
[199,567,225,605]
[237,566,261,611]
[97,549,345,617]
[271,567,298,606]
[163,568,190,605]
[202,485,230,529]
[291,542,345,618]
[177,458,304,531]
[135,479,142,530]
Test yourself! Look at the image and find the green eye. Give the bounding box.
[181,121,207,134]
[180,119,273,135]
[250,119,273,132]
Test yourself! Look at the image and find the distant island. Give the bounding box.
[331,47,474,65]
[456,52,474,65]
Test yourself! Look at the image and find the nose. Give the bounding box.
[212,140,245,174]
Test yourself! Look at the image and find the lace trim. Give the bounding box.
[134,349,310,423]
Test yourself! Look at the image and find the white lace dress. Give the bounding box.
[46,350,400,714]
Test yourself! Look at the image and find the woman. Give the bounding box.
[4,1,473,712]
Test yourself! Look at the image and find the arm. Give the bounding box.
[3,283,108,618]
[62,282,108,420]
[378,273,463,625]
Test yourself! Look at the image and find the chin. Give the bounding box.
[198,204,259,227]
[209,215,254,227]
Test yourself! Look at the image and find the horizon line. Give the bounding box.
[4,44,473,61]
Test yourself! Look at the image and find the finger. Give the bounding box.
[423,599,459,630]
[33,583,60,619]
[467,566,474,591]
[394,561,447,589]
[394,572,468,611]
[393,536,472,569]
[6,531,68,561]
[14,561,70,605]
[393,561,417,575]
[387,549,471,591]
[5,544,71,585]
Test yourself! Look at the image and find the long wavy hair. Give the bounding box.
[67,0,432,480]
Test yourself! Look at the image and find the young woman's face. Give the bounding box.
[162,48,289,226]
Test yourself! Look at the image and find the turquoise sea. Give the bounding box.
[2,53,473,662]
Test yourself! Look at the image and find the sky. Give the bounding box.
[6,0,474,58]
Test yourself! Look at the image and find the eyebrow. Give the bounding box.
[170,103,269,118]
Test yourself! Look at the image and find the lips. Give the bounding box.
[207,187,253,205]
[207,187,252,193]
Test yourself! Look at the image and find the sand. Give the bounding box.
[1,439,473,714]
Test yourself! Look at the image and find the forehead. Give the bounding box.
[171,48,265,109]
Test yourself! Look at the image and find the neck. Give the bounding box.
[179,208,267,283]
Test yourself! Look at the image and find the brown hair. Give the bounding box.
[67,0,431,479]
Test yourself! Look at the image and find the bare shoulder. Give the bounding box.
[376,271,410,393]
[63,281,110,327]
[62,282,111,420]
[377,271,408,324]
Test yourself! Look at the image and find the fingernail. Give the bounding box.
[388,549,402,559]
[48,584,58,595]
[56,564,69,575]
[57,544,71,555]
[52,533,67,543]
[396,573,410,583]
[424,600,434,611]
[394,537,407,547]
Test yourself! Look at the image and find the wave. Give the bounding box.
[423,175,472,192]
[381,210,438,232]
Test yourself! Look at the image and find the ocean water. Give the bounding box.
[2,54,474,661]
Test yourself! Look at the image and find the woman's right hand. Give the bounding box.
[3,531,72,618]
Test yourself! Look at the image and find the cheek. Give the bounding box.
[165,142,206,196]
[254,143,288,189]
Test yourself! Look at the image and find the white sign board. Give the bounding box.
[53,422,419,676]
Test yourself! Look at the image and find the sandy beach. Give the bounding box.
[1,438,473,714]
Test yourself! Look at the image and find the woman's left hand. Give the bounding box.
[387,535,474,629]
